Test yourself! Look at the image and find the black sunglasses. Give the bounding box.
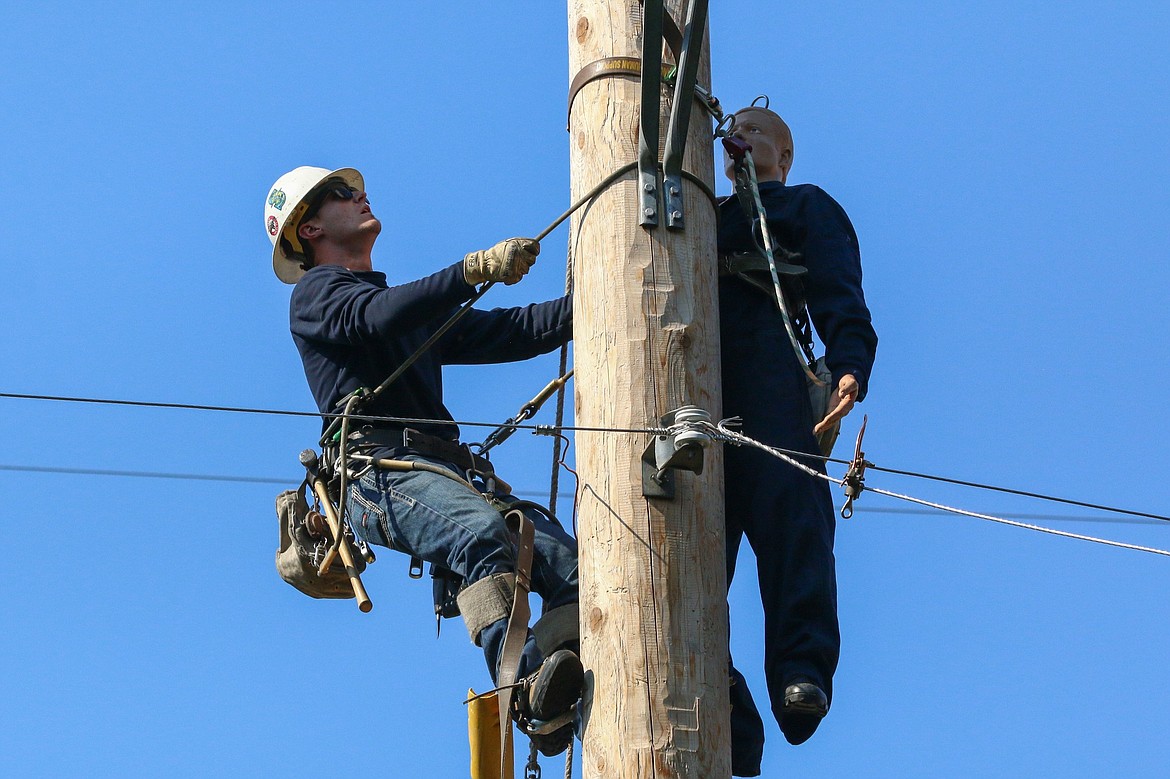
[303,183,365,220]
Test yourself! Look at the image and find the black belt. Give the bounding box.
[718,251,808,278]
[348,427,494,475]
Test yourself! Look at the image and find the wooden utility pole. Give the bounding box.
[567,1,730,776]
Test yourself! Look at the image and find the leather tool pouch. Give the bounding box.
[806,357,841,457]
[275,483,366,599]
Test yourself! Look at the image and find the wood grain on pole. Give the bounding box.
[567,1,730,776]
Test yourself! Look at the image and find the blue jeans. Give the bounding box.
[346,454,579,682]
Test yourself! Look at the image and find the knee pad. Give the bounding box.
[456,572,515,645]
[532,603,580,656]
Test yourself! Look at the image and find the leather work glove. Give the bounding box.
[464,237,540,285]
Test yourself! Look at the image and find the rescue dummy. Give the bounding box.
[717,106,877,775]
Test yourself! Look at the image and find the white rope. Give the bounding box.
[700,420,829,481]
[866,486,1170,557]
[695,420,1170,559]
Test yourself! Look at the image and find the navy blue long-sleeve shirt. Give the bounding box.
[290,261,572,441]
[718,181,877,399]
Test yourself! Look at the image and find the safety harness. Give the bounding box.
[720,121,826,389]
[274,293,586,779]
[718,101,844,456]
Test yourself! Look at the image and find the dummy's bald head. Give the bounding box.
[725,106,795,184]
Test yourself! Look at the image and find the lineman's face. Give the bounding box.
[306,183,381,240]
[724,108,792,183]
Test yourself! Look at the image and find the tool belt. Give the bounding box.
[348,426,494,476]
[275,482,367,600]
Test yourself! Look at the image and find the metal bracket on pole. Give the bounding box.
[638,0,665,228]
[641,405,712,499]
[662,0,709,230]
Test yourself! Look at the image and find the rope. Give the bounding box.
[736,148,823,386]
[863,463,1170,523]
[865,486,1170,557]
[701,421,1170,558]
[549,230,575,513]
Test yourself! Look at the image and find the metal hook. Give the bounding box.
[715,113,736,138]
[751,94,770,109]
[841,415,869,519]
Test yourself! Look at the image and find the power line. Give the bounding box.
[867,484,1170,558]
[0,391,658,435]
[0,464,290,485]
[707,422,1170,558]
[4,390,1167,524]
[747,439,1170,523]
[0,463,557,501]
[1,464,1163,525]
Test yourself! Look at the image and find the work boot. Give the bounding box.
[520,649,583,757]
[525,648,584,721]
[780,681,828,745]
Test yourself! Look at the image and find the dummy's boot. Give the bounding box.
[520,648,583,756]
[780,681,829,745]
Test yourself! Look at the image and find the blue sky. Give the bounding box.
[2,2,1169,777]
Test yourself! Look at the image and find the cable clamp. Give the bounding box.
[841,415,870,519]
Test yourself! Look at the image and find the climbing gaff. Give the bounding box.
[467,687,513,779]
[841,415,869,519]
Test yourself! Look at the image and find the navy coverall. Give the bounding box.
[290,262,578,681]
[719,181,877,773]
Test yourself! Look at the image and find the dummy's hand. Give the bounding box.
[813,374,859,437]
[464,237,540,285]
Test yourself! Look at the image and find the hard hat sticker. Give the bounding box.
[267,215,279,236]
[268,188,287,211]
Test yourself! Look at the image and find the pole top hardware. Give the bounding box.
[642,405,713,499]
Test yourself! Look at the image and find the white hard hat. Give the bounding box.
[265,165,364,283]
